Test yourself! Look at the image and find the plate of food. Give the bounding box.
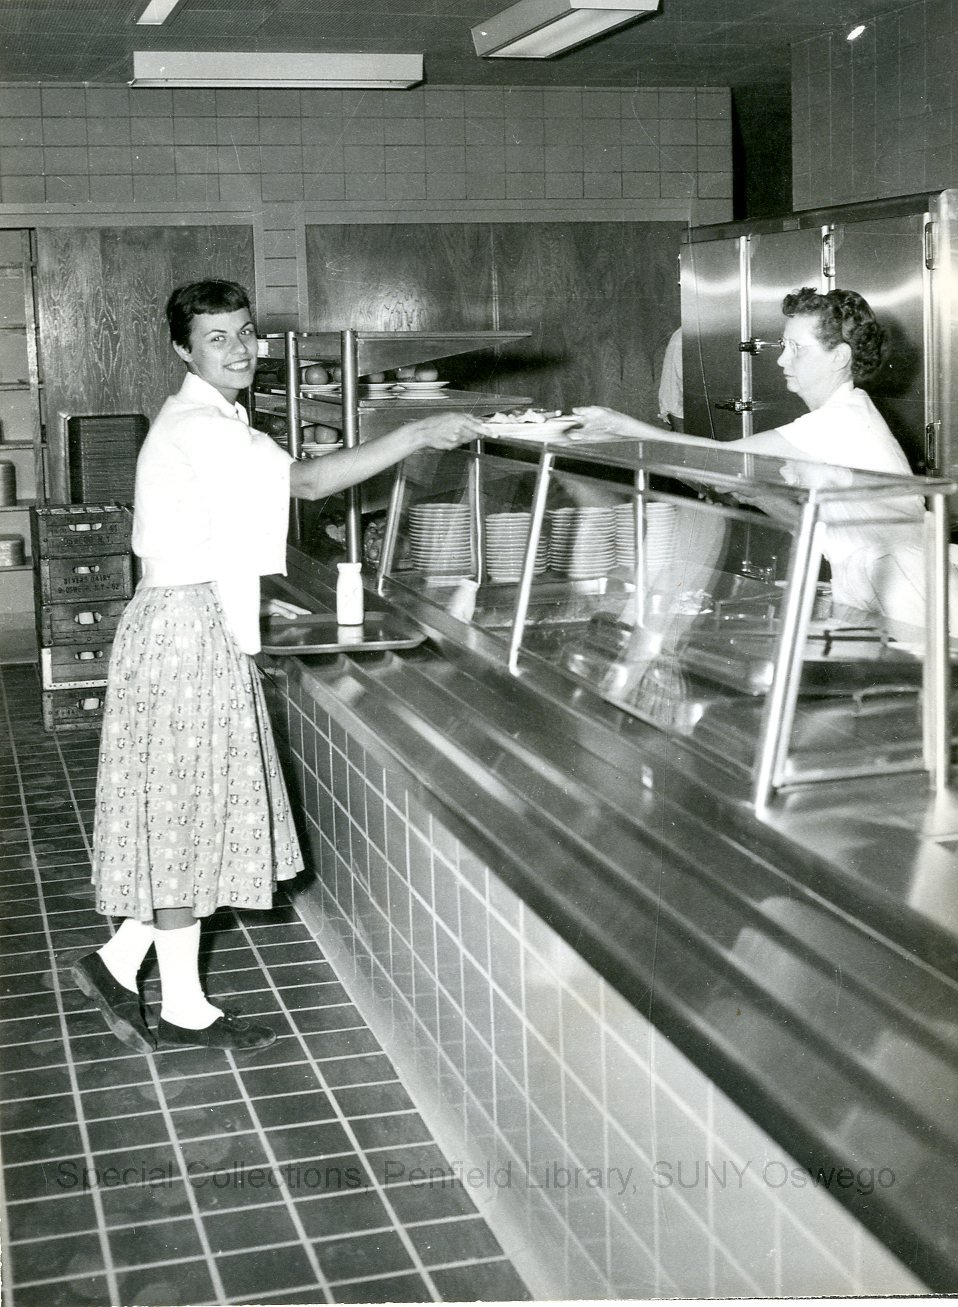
[394,380,450,391]
[482,408,583,439]
[300,383,341,395]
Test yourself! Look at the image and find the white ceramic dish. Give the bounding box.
[300,384,341,395]
[394,380,450,391]
[483,417,582,440]
[300,442,343,457]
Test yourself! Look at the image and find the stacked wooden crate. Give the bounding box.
[31,505,134,732]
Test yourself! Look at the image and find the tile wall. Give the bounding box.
[791,0,955,210]
[0,82,731,218]
[270,664,928,1300]
[0,81,732,328]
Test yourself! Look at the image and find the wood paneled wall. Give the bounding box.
[36,225,254,500]
[33,220,679,501]
[305,221,682,417]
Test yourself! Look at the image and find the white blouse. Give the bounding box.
[776,381,913,477]
[132,371,291,654]
[771,383,955,629]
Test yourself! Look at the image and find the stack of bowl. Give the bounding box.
[484,512,547,583]
[547,507,616,579]
[407,503,473,576]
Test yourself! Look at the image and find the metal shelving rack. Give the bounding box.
[253,328,530,563]
[0,229,44,664]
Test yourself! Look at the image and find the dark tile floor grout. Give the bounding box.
[0,663,530,1306]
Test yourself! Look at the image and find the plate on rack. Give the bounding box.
[483,417,582,440]
[300,442,343,457]
[360,382,400,395]
[300,384,341,395]
[393,380,450,391]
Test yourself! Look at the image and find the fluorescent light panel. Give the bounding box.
[130,50,424,87]
[472,0,659,58]
[136,0,184,24]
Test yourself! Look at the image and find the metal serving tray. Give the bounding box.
[691,687,924,779]
[260,612,426,655]
[677,623,923,697]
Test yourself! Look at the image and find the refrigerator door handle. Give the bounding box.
[739,337,783,354]
[923,219,938,269]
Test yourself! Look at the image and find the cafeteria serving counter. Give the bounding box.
[258,433,958,1298]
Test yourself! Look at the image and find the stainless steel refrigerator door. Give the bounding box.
[830,211,930,471]
[932,189,958,502]
[680,236,747,441]
[747,227,825,437]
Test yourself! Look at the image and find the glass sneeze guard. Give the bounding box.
[375,431,956,807]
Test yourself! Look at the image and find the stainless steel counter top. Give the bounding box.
[263,547,958,1291]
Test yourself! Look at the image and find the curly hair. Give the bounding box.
[781,287,885,384]
[166,280,252,350]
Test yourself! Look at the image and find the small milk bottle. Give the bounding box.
[336,561,364,626]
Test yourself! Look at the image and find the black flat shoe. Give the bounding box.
[70,953,154,1053]
[157,1009,276,1051]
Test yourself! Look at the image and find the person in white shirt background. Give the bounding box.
[656,325,683,432]
[575,287,955,626]
[72,279,486,1054]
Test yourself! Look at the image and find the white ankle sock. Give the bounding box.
[97,919,155,992]
[154,922,222,1029]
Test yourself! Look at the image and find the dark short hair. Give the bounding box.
[781,287,885,384]
[165,280,252,350]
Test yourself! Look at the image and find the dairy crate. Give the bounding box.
[39,598,128,646]
[42,687,106,733]
[37,553,134,604]
[40,644,112,689]
[31,505,132,559]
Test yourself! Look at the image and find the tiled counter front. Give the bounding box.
[264,660,926,1300]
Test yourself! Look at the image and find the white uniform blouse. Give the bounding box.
[762,382,955,628]
[132,371,292,654]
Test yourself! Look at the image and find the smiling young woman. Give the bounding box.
[71,278,486,1055]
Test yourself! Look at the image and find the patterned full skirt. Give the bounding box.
[91,583,303,920]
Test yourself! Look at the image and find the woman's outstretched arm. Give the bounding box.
[288,411,487,501]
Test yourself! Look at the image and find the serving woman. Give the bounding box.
[575,287,943,626]
[72,279,486,1054]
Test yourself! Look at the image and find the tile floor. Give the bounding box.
[0,663,530,1306]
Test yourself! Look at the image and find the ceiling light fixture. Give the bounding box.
[472,0,659,58]
[130,51,424,88]
[846,23,866,40]
[136,0,186,24]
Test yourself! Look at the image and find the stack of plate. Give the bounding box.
[407,503,473,575]
[548,507,616,579]
[645,503,678,577]
[615,503,636,568]
[485,512,547,582]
